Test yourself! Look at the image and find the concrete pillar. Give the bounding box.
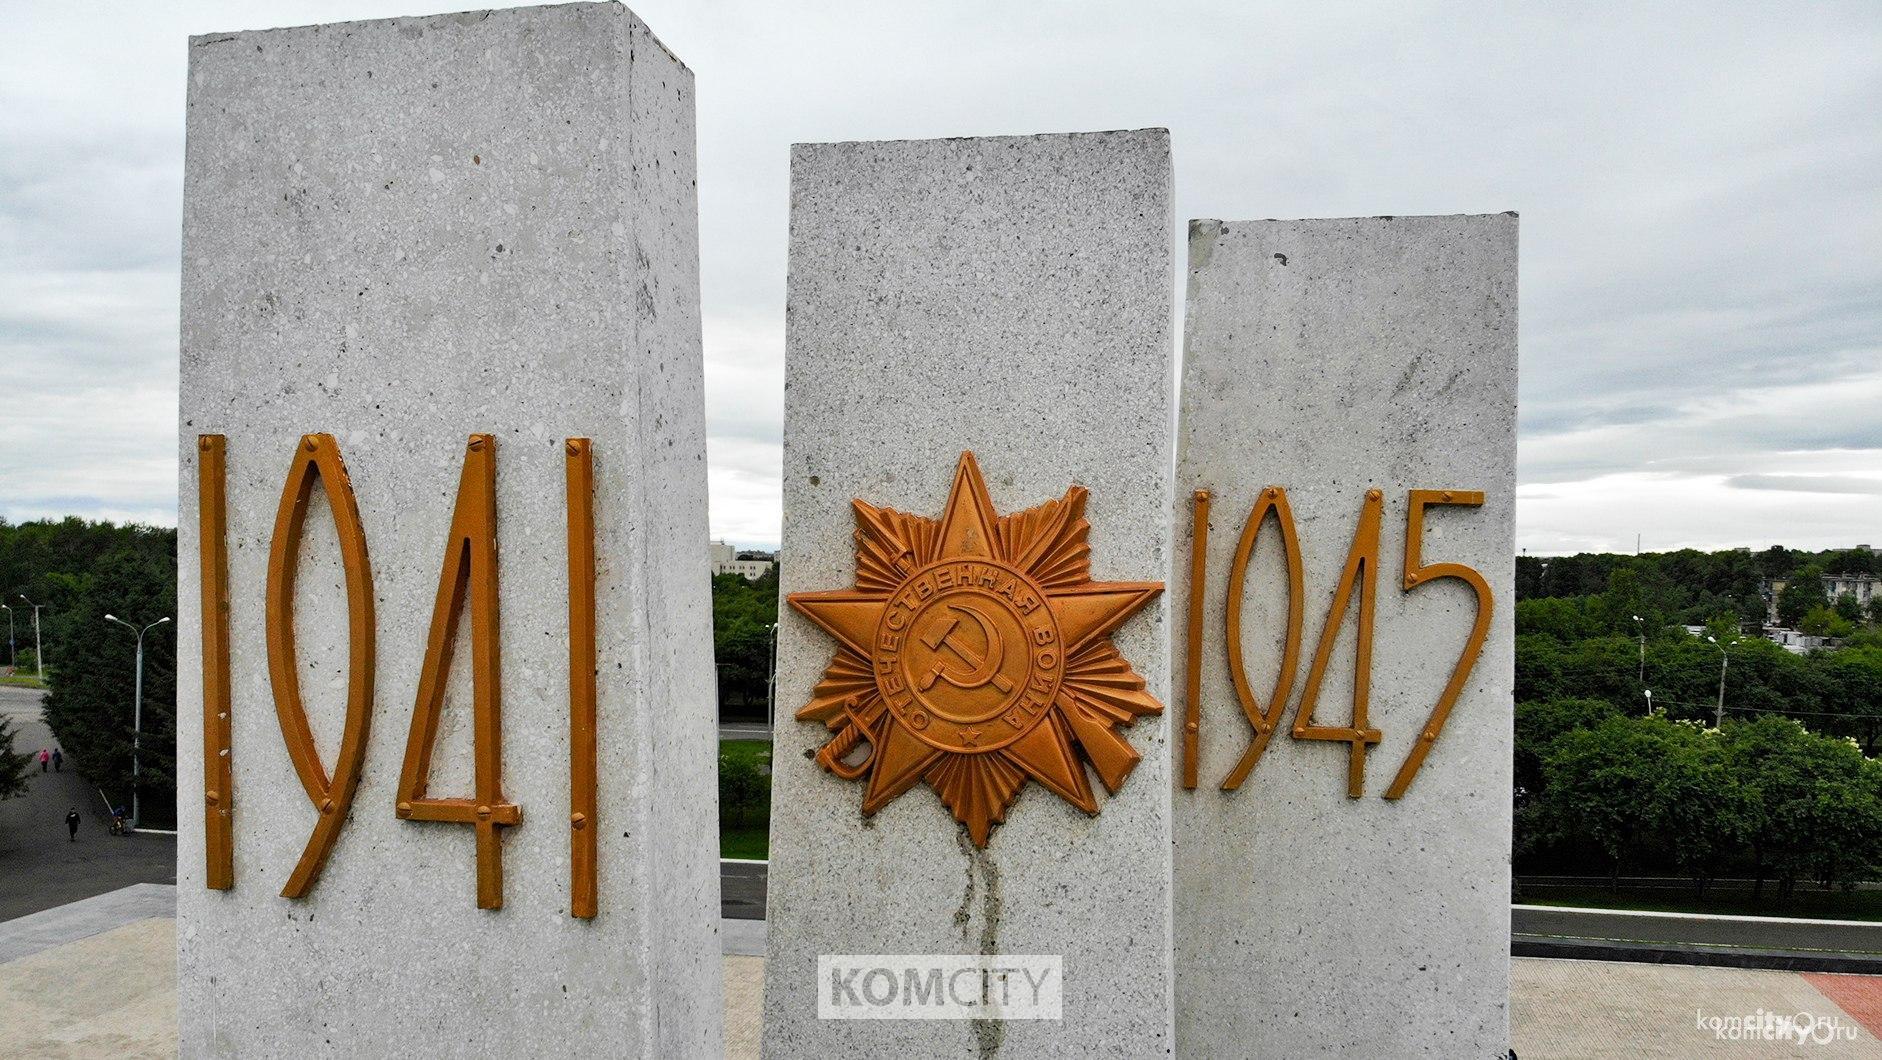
[175,5,719,1055]
[1173,214,1518,1057]
[764,130,1177,1055]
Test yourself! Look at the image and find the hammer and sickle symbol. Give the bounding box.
[919,602,1015,694]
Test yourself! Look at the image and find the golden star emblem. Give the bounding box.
[788,451,1165,846]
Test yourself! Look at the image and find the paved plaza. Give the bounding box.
[2,886,1878,1059]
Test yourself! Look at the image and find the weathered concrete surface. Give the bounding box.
[0,918,177,1059]
[0,883,175,963]
[1173,216,1517,1057]
[177,5,718,1056]
[13,915,1879,1060]
[764,130,1177,1057]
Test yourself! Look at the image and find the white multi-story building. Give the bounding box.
[1826,572,1878,610]
[1762,569,1878,625]
[710,539,775,581]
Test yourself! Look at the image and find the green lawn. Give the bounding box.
[1519,884,1882,922]
[719,738,770,861]
[0,674,47,689]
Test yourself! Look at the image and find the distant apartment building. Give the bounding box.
[1826,572,1879,609]
[1761,567,1878,625]
[710,539,775,581]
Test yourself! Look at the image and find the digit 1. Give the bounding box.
[396,434,519,910]
[1182,489,1208,789]
[1384,489,1492,800]
[1290,488,1384,798]
[198,434,234,889]
[566,438,599,919]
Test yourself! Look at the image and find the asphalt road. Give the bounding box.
[722,858,767,920]
[0,685,176,922]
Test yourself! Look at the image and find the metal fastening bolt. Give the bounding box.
[199,437,213,451]
[1265,486,1279,498]
[1366,488,1382,500]
[1423,730,1437,741]
[1407,572,1420,585]
[396,801,411,814]
[567,441,582,457]
[476,804,492,820]
[206,790,220,805]
[1256,723,1270,733]
[468,437,486,452]
[320,798,334,814]
[303,438,318,452]
[571,812,587,830]
[1442,491,1454,502]
[1184,721,1199,733]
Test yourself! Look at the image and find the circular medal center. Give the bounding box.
[874,560,1063,752]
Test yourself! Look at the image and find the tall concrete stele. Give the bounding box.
[767,130,1178,1055]
[175,6,721,1056]
[1173,215,1518,1056]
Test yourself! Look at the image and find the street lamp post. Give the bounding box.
[1631,614,1646,687]
[19,595,44,680]
[1705,634,1732,728]
[105,613,170,831]
[1,603,12,669]
[765,622,779,733]
[1643,688,1653,715]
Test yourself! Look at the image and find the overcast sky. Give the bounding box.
[2,1,1878,554]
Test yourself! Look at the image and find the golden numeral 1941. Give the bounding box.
[200,433,601,916]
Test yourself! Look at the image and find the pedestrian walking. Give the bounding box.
[51,748,62,772]
[65,807,80,842]
[38,748,49,773]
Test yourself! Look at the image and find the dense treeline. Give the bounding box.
[1516,544,1880,628]
[713,567,780,718]
[1515,545,1882,897]
[0,518,178,826]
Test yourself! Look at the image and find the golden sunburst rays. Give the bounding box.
[788,451,1164,846]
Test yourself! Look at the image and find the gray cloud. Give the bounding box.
[3,1,1880,553]
[1727,474,1882,495]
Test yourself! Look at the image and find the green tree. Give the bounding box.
[1799,606,1853,639]
[1514,697,1620,796]
[1515,597,1598,642]
[711,567,779,716]
[0,717,31,800]
[1816,647,1882,754]
[1534,716,1670,887]
[1834,592,1864,623]
[41,544,178,826]
[1722,717,1882,897]
[1869,595,1882,627]
[718,748,768,826]
[1651,726,1752,898]
[1777,566,1828,627]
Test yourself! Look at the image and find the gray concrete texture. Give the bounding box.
[764,129,1177,1057]
[1172,216,1518,1056]
[176,5,719,1057]
[12,907,1879,1060]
